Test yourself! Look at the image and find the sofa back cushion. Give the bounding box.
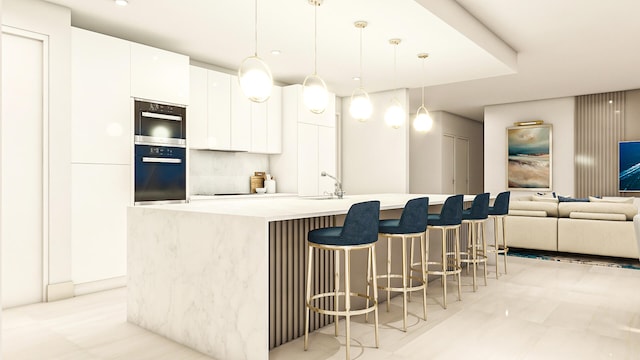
[509,200,559,217]
[558,202,637,220]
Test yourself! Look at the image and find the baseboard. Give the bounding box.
[74,276,127,297]
[47,282,75,302]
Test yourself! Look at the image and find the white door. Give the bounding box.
[1,30,46,308]
[442,135,455,193]
[455,137,469,194]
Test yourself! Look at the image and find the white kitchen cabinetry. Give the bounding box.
[230,76,252,151]
[71,28,131,165]
[70,28,135,288]
[251,102,268,153]
[270,84,336,196]
[71,164,130,284]
[131,42,189,105]
[188,66,232,150]
[267,86,283,154]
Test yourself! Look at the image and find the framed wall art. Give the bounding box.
[507,124,552,190]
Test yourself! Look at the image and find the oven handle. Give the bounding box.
[142,157,183,164]
[141,111,183,121]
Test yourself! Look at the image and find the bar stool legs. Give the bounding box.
[379,232,428,331]
[304,243,379,359]
[425,225,462,309]
[488,214,508,279]
[460,219,488,291]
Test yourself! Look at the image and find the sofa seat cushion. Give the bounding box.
[509,209,548,217]
[558,202,637,220]
[509,200,559,217]
[569,212,627,221]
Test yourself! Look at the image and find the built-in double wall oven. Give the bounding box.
[134,99,187,205]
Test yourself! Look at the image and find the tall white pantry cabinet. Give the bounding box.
[270,84,337,196]
[70,28,189,289]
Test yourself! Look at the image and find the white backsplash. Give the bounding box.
[190,150,269,195]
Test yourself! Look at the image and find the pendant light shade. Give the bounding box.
[413,53,433,132]
[350,88,373,121]
[413,105,433,132]
[302,73,329,113]
[385,98,405,129]
[238,0,273,103]
[385,39,405,129]
[303,0,328,114]
[349,21,372,122]
[239,56,273,102]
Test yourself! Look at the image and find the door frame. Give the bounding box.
[443,133,470,194]
[2,25,50,302]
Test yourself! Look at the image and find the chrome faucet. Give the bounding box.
[321,171,345,199]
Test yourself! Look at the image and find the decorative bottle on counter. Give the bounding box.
[265,179,276,194]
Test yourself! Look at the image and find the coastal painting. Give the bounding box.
[507,125,552,190]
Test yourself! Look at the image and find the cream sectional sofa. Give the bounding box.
[506,196,639,259]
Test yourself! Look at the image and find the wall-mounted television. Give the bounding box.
[619,141,640,192]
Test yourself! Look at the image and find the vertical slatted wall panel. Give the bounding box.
[575,92,625,197]
[269,216,335,349]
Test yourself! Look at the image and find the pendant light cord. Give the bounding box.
[314,3,318,75]
[254,0,258,56]
[359,26,363,89]
[393,43,398,91]
[421,57,425,107]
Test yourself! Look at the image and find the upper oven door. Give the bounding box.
[134,100,186,146]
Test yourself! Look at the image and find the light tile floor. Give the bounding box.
[3,256,640,360]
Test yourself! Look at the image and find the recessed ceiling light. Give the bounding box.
[352,76,360,81]
[271,50,281,55]
[115,0,128,6]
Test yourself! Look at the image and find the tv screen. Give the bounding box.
[619,141,640,191]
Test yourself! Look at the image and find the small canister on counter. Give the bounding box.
[264,174,276,194]
[250,172,266,193]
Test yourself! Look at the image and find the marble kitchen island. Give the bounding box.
[127,194,459,360]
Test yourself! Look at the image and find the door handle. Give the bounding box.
[142,157,182,164]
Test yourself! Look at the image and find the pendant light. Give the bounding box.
[303,0,329,114]
[238,0,273,103]
[384,39,405,129]
[413,53,433,132]
[349,21,372,122]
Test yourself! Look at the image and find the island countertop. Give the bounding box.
[142,193,460,221]
[127,193,468,359]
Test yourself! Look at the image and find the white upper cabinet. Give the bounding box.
[318,125,337,194]
[250,102,268,153]
[207,70,232,150]
[266,86,283,154]
[188,66,232,150]
[130,43,189,105]
[230,76,252,151]
[71,28,131,165]
[297,123,320,196]
[188,66,208,149]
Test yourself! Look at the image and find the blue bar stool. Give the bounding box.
[487,191,510,279]
[460,193,490,292]
[426,194,463,309]
[377,197,429,332]
[304,201,381,360]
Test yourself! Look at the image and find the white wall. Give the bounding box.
[3,0,72,291]
[1,0,4,353]
[410,111,484,194]
[484,97,575,197]
[342,89,409,195]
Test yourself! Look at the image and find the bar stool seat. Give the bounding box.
[377,197,428,332]
[423,194,463,309]
[487,191,510,279]
[304,200,381,360]
[460,193,490,292]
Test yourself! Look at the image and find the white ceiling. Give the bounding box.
[42,0,640,121]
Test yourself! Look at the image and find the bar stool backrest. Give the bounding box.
[397,197,429,233]
[340,200,381,245]
[438,194,464,226]
[489,191,510,215]
[466,193,490,220]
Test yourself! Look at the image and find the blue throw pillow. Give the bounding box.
[558,195,589,202]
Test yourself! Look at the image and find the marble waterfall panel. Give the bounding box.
[127,206,269,359]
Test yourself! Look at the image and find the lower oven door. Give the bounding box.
[134,144,186,204]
